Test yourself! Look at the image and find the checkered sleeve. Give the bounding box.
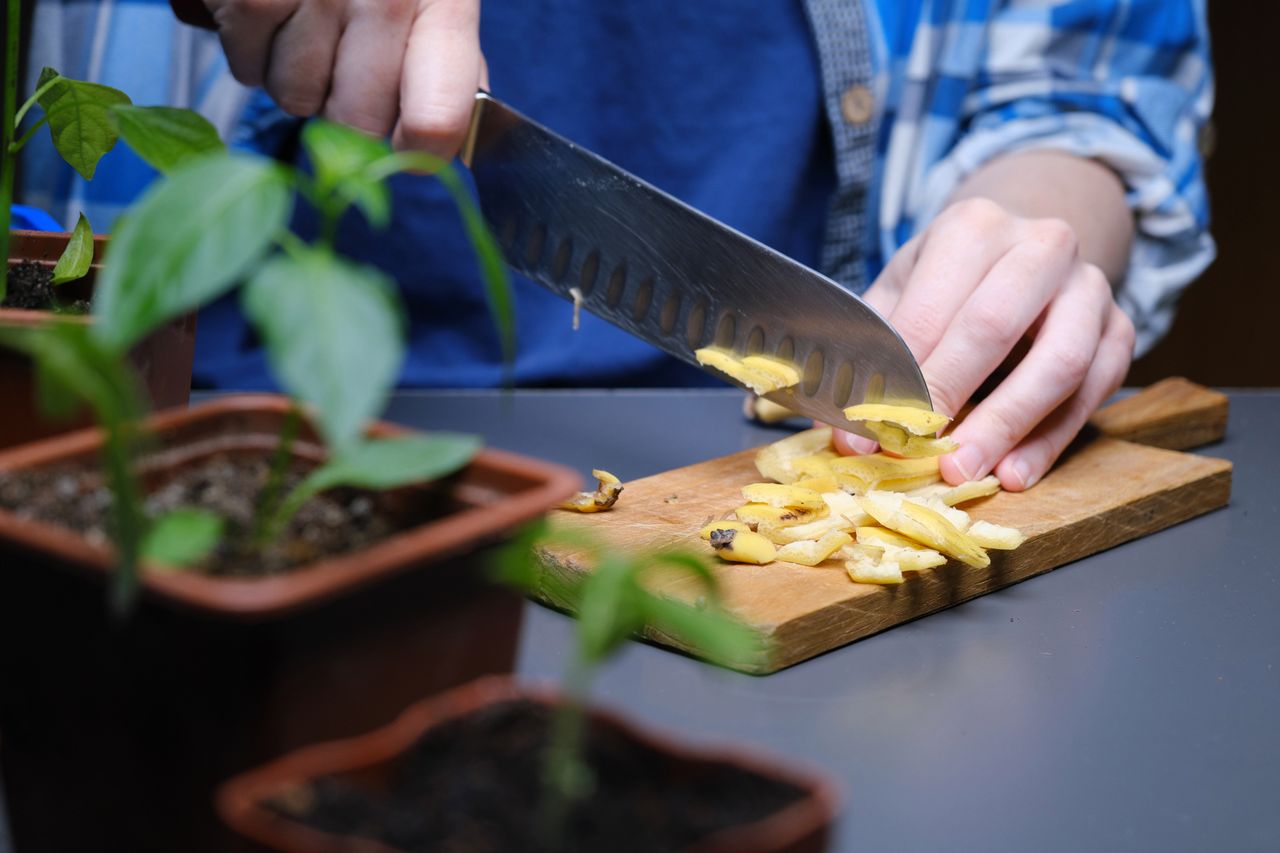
[902,0,1215,356]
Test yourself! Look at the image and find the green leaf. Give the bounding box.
[110,105,225,174]
[301,120,391,228]
[302,433,480,495]
[242,246,404,451]
[141,508,224,568]
[50,213,94,285]
[35,67,131,180]
[93,153,292,352]
[576,556,645,665]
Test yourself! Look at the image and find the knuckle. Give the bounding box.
[893,310,947,357]
[980,401,1026,450]
[967,301,1021,346]
[1079,263,1113,302]
[1114,309,1137,354]
[945,197,1009,233]
[1026,217,1079,259]
[1049,344,1094,391]
[399,101,472,149]
[271,85,326,117]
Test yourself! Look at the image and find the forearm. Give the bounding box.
[947,150,1135,285]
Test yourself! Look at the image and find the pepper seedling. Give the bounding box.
[2,113,513,611]
[492,521,764,847]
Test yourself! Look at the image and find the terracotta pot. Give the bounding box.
[0,395,582,852]
[1,229,197,449]
[218,675,838,853]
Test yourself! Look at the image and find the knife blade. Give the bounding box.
[460,91,930,430]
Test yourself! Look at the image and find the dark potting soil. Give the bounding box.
[1,261,91,313]
[268,700,808,852]
[0,452,420,576]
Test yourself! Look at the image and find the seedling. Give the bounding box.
[2,0,224,300]
[3,99,512,610]
[493,521,764,846]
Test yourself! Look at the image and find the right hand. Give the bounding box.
[204,0,485,157]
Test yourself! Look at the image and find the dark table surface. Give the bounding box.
[3,389,1277,852]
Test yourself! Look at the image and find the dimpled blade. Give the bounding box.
[462,92,930,428]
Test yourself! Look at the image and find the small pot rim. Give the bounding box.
[217,674,840,853]
[0,394,582,619]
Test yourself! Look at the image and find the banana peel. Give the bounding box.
[842,403,951,436]
[696,348,800,396]
[754,428,833,484]
[741,483,826,512]
[828,454,941,493]
[709,528,777,564]
[560,469,624,513]
[864,421,960,458]
[775,531,853,566]
[858,490,990,568]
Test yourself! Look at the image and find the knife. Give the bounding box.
[460,91,930,431]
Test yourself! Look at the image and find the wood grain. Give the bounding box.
[1089,376,1228,450]
[539,381,1233,673]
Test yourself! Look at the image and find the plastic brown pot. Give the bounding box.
[0,395,582,852]
[218,675,837,853]
[1,228,197,448]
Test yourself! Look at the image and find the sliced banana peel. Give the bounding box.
[865,421,960,458]
[734,502,824,530]
[741,483,826,512]
[744,395,800,425]
[858,490,990,568]
[760,513,854,545]
[908,475,1001,506]
[559,469,624,513]
[695,348,800,396]
[709,528,777,564]
[845,548,905,585]
[699,519,753,541]
[842,403,951,436]
[829,454,941,493]
[754,428,833,484]
[775,531,853,566]
[967,519,1026,550]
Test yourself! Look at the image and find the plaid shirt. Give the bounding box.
[20,0,1212,357]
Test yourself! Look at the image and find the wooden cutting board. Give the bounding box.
[538,378,1233,674]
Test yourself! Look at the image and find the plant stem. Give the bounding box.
[8,114,46,153]
[251,401,301,547]
[105,419,147,616]
[1,0,23,301]
[11,73,57,131]
[538,661,595,849]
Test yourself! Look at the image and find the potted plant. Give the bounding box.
[0,95,579,853]
[217,524,838,852]
[0,3,226,445]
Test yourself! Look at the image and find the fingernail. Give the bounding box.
[836,430,879,455]
[1010,457,1039,490]
[949,445,983,482]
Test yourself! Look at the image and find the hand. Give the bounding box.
[835,197,1136,491]
[204,0,485,156]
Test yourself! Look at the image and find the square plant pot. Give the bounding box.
[1,229,197,449]
[0,394,582,852]
[218,675,838,853]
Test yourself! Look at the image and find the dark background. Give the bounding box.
[3,1,1275,386]
[1129,1,1279,386]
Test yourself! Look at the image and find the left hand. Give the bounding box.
[834,197,1136,491]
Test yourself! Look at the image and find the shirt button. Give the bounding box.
[840,85,875,125]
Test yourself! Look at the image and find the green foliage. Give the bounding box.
[109,105,225,174]
[93,154,292,352]
[33,67,131,180]
[242,245,403,451]
[301,120,391,230]
[0,321,148,612]
[266,433,481,540]
[141,508,224,568]
[50,213,94,285]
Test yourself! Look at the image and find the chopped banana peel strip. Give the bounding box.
[741,483,826,512]
[709,528,777,564]
[865,421,960,458]
[775,531,853,567]
[968,520,1026,550]
[908,475,1001,506]
[858,490,990,568]
[699,519,752,541]
[760,513,854,545]
[829,454,940,493]
[754,428,833,484]
[734,503,824,529]
[745,396,799,424]
[842,403,951,436]
[695,348,799,396]
[559,468,624,513]
[845,551,905,585]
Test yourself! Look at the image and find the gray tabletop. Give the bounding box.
[2,389,1275,853]
[382,388,1279,853]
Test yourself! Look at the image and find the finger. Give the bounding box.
[207,0,297,86]
[833,430,879,456]
[941,265,1114,485]
[392,0,483,158]
[885,198,1020,367]
[265,0,342,116]
[993,305,1136,490]
[323,0,416,136]
[919,219,1079,419]
[862,233,923,317]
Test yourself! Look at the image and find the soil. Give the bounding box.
[2,262,91,313]
[0,452,429,576]
[268,699,807,852]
